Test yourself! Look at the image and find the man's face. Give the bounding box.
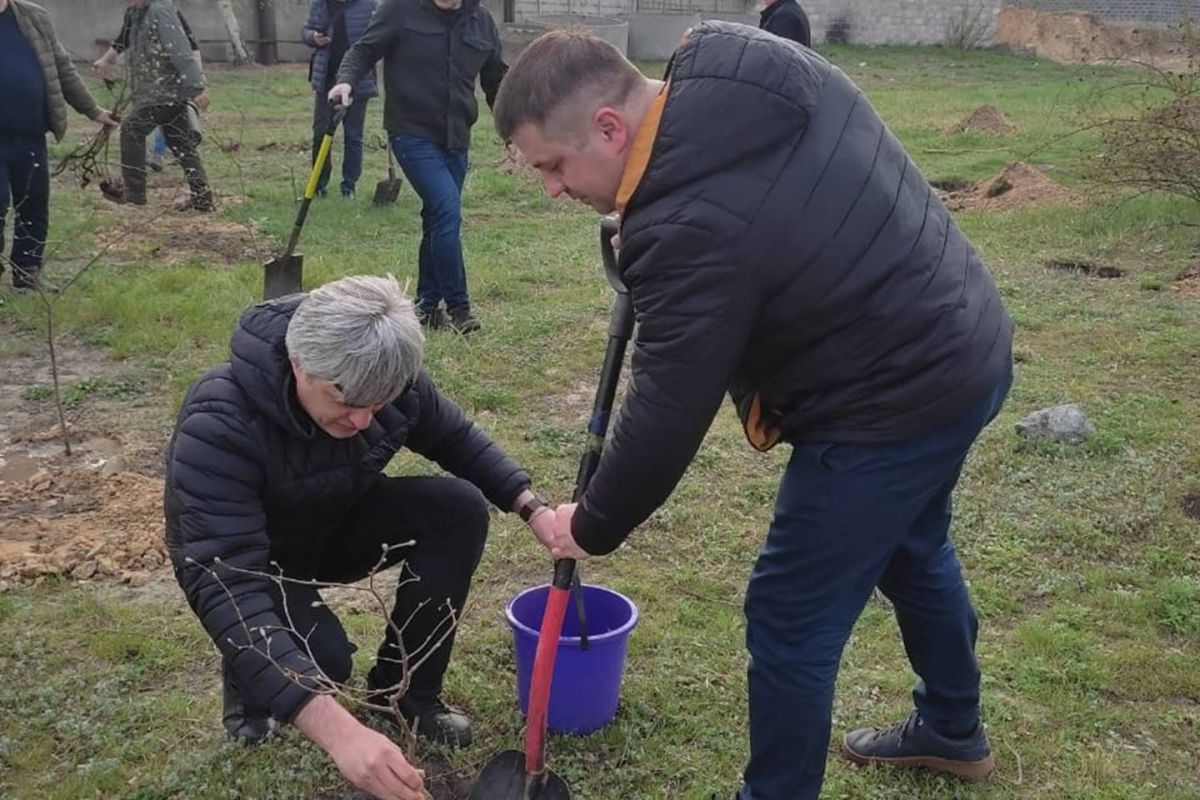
[510,109,630,214]
[291,362,384,439]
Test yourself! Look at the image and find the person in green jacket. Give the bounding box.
[108,0,214,212]
[0,0,117,294]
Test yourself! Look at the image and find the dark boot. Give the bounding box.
[175,189,215,213]
[366,668,473,748]
[12,267,59,294]
[222,660,278,744]
[416,306,448,330]
[446,304,481,335]
[841,710,995,780]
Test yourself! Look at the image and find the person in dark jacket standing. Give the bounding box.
[165,275,556,800]
[0,0,117,293]
[329,0,507,334]
[109,0,213,212]
[302,0,377,198]
[759,0,810,47]
[496,26,1013,800]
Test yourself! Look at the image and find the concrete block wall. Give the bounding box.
[797,0,1003,46]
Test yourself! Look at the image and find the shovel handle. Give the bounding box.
[284,105,349,257]
[523,218,636,776]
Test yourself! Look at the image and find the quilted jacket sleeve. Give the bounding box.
[168,390,325,724]
[572,223,759,555]
[403,371,531,510]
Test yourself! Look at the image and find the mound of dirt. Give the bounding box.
[0,468,166,588]
[95,193,266,265]
[496,150,540,184]
[943,162,1081,212]
[951,104,1017,134]
[997,9,1192,71]
[1175,264,1200,299]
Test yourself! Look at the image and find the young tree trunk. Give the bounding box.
[215,0,252,65]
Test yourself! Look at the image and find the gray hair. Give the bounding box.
[285,275,424,407]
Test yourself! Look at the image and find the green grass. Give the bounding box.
[2,45,1199,799]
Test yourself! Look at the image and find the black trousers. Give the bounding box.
[120,102,210,203]
[254,476,489,704]
[0,132,49,283]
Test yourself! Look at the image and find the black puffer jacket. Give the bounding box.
[572,23,1013,555]
[336,0,506,150]
[164,297,530,723]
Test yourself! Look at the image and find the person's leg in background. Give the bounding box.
[118,103,158,205]
[158,103,214,211]
[0,135,15,285]
[391,135,478,333]
[311,93,334,197]
[2,134,51,291]
[338,98,368,198]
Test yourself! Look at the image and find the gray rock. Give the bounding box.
[99,454,127,478]
[1016,404,1094,445]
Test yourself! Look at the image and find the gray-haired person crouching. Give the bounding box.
[164,275,555,800]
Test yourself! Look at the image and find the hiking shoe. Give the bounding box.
[99,181,146,206]
[841,710,995,780]
[446,304,481,335]
[417,306,448,330]
[222,661,278,744]
[365,671,472,748]
[12,270,59,294]
[176,190,216,213]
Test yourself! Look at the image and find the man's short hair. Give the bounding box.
[494,29,643,143]
[285,275,424,407]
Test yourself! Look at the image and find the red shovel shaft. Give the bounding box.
[525,583,571,775]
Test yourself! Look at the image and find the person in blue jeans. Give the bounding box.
[331,0,508,334]
[302,0,377,198]
[498,28,1015,799]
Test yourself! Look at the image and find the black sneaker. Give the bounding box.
[841,710,995,780]
[446,304,481,335]
[222,661,278,744]
[417,306,448,330]
[366,673,472,748]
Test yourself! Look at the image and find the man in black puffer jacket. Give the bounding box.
[496,24,1013,800]
[165,275,554,800]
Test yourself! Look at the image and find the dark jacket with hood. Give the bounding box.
[571,23,1013,556]
[164,296,530,723]
[302,0,379,97]
[759,0,811,48]
[336,0,506,150]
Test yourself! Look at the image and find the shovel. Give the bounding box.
[372,143,404,206]
[262,105,347,300]
[469,216,633,800]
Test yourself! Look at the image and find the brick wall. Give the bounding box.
[1003,0,1195,25]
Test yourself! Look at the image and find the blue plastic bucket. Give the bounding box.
[506,583,639,734]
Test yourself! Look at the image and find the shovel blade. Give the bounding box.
[263,254,303,300]
[372,178,403,206]
[467,750,570,800]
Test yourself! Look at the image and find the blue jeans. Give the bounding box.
[0,132,49,283]
[313,94,368,195]
[390,134,469,312]
[739,365,1012,800]
[152,127,167,159]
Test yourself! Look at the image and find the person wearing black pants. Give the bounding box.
[0,0,116,292]
[166,276,556,800]
[303,0,377,198]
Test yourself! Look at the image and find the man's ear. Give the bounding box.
[593,107,628,148]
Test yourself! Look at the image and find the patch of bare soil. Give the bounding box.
[0,325,172,590]
[950,104,1017,134]
[1182,493,1200,521]
[942,162,1081,212]
[496,150,540,184]
[997,9,1194,71]
[89,181,266,265]
[1175,264,1200,299]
